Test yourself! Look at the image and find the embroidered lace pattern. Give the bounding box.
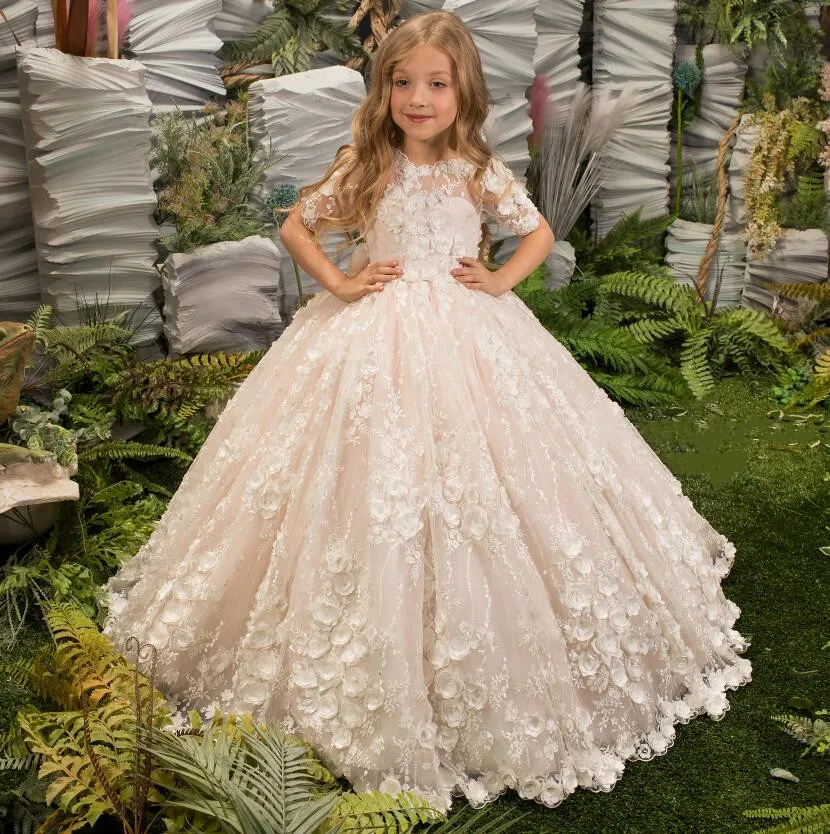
[103,148,751,815]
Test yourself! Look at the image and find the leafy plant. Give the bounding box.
[776,170,827,231]
[153,98,274,254]
[677,0,828,50]
[673,57,704,216]
[0,604,171,834]
[743,644,830,833]
[745,8,826,109]
[528,213,794,401]
[744,96,824,254]
[680,163,719,225]
[218,0,365,89]
[149,710,532,834]
[755,279,830,410]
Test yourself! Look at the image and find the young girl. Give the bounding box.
[104,10,752,815]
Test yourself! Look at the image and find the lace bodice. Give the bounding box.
[300,150,542,283]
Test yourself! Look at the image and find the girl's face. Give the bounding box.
[389,44,458,152]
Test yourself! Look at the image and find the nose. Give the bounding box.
[407,82,429,106]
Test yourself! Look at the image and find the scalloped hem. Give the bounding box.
[420,650,753,814]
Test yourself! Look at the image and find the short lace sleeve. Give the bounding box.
[481,156,541,236]
[300,165,344,231]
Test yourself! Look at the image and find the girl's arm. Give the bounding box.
[495,218,556,294]
[279,208,350,297]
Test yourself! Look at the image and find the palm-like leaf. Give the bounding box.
[147,720,343,834]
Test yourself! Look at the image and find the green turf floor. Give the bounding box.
[1,373,828,833]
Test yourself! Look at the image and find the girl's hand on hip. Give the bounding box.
[450,257,507,297]
[335,259,402,303]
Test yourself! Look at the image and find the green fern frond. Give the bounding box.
[743,802,830,833]
[221,5,293,64]
[787,122,823,165]
[772,712,830,754]
[0,753,40,771]
[713,307,792,355]
[595,211,674,257]
[328,790,446,832]
[24,304,54,345]
[756,280,830,305]
[599,271,699,317]
[624,316,686,344]
[680,328,716,398]
[78,441,192,466]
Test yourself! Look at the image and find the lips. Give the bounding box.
[406,114,431,122]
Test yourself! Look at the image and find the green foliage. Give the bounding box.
[110,351,263,453]
[677,0,826,49]
[526,212,794,402]
[776,170,827,231]
[153,98,273,253]
[746,8,826,109]
[744,97,824,253]
[772,710,830,756]
[219,0,364,88]
[680,165,719,225]
[2,605,170,834]
[569,210,674,275]
[744,804,830,833]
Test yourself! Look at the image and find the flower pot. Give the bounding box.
[665,218,747,309]
[0,458,78,546]
[742,228,829,322]
[16,47,162,344]
[162,235,284,356]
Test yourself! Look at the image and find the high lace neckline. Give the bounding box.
[394,148,471,176]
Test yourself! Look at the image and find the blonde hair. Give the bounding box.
[298,10,494,259]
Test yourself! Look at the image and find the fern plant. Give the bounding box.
[218,0,365,89]
[755,279,830,410]
[148,710,532,834]
[776,170,828,232]
[0,604,171,834]
[153,98,274,253]
[743,643,830,833]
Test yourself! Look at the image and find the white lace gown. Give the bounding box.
[103,149,752,813]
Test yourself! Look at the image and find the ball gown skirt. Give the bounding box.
[103,151,752,813]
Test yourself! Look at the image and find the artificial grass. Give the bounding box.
[463,372,830,833]
[1,372,827,832]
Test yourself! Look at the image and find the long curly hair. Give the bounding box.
[298,10,494,258]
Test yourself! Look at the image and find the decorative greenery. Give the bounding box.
[776,171,827,231]
[537,212,796,401]
[744,96,824,253]
[153,98,274,254]
[677,0,828,49]
[0,604,170,834]
[218,0,365,89]
[672,57,704,217]
[0,305,262,641]
[755,279,830,410]
[743,643,830,833]
[680,163,720,225]
[745,9,826,109]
